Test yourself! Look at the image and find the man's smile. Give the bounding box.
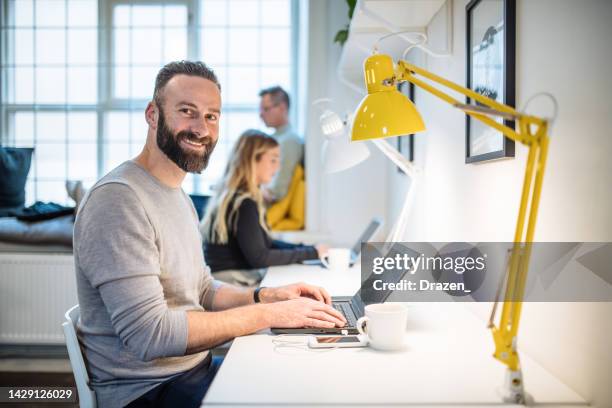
[180,138,207,152]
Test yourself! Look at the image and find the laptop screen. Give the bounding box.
[351,218,382,257]
[351,244,413,313]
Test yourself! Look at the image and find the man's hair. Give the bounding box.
[201,129,279,244]
[153,60,220,107]
[259,86,290,109]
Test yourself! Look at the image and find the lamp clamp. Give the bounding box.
[382,76,396,87]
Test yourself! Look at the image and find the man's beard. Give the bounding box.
[156,108,217,174]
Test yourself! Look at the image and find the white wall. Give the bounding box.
[381,0,612,406]
[307,0,611,402]
[303,0,389,246]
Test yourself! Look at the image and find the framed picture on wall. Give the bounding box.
[396,81,415,173]
[465,0,516,163]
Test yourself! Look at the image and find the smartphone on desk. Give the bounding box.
[307,335,368,349]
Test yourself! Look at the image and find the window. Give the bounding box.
[1,0,295,203]
[192,0,293,192]
[2,0,99,203]
[104,1,191,174]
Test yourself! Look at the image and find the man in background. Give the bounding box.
[259,86,303,203]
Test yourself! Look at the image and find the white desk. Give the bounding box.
[259,263,362,296]
[203,264,587,407]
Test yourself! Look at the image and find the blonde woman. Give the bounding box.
[201,129,326,274]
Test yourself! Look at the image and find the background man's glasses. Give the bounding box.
[260,103,280,113]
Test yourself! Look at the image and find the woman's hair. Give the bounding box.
[201,129,279,244]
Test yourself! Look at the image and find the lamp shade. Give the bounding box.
[351,53,426,141]
[322,134,370,173]
[317,108,370,173]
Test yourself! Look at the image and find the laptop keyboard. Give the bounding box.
[333,302,357,328]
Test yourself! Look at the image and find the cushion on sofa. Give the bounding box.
[0,147,34,216]
[0,214,73,247]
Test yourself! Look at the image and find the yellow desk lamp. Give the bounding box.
[352,52,550,404]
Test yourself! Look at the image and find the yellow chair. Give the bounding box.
[266,165,305,231]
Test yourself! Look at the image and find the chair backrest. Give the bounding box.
[267,164,305,231]
[62,305,97,408]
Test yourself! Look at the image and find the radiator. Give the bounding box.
[0,253,77,345]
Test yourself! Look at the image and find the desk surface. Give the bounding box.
[203,264,587,407]
[260,263,362,296]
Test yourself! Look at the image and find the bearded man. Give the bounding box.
[73,61,345,408]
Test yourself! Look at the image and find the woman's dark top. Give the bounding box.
[204,197,318,272]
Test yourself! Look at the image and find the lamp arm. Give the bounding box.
[370,139,417,178]
[369,139,419,243]
[391,174,418,242]
[394,60,545,145]
[392,59,550,403]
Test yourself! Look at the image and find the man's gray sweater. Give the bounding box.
[73,160,219,407]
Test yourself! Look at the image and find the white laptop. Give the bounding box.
[302,217,383,267]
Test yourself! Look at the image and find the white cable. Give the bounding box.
[520,92,559,135]
[373,30,452,59]
[271,334,339,355]
[375,31,429,60]
[312,98,332,108]
[358,0,452,59]
[374,31,425,51]
[401,33,428,60]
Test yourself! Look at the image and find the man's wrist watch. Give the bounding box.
[254,287,266,303]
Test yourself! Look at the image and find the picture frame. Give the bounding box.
[465,0,516,163]
[396,81,415,173]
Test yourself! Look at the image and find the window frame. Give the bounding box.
[1,0,299,200]
[0,0,103,201]
[99,0,196,182]
[103,0,196,107]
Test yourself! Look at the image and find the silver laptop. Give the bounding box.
[302,217,383,267]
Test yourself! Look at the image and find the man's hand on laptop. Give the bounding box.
[315,244,329,258]
[259,282,332,304]
[264,297,347,329]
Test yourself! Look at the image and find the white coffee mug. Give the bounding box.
[356,303,408,351]
[320,247,351,271]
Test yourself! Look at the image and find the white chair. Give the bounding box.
[62,305,97,408]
